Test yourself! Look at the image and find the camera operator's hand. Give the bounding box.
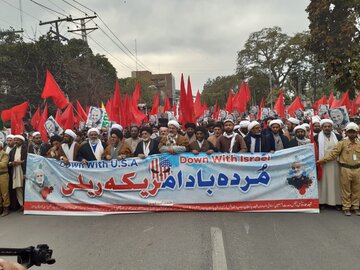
[0,259,26,270]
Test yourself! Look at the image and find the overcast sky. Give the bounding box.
[0,0,310,92]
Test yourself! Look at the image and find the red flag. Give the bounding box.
[150,92,159,115]
[186,76,195,122]
[258,97,264,119]
[225,90,233,113]
[38,103,48,141]
[122,93,130,127]
[356,93,360,106]
[233,81,247,113]
[194,90,204,120]
[11,112,25,135]
[178,74,187,123]
[350,100,358,116]
[111,80,122,123]
[61,103,75,130]
[105,98,113,120]
[328,92,334,106]
[245,82,251,103]
[213,100,220,120]
[55,109,64,127]
[337,90,351,110]
[313,95,327,109]
[163,96,171,112]
[41,70,69,109]
[287,96,304,117]
[1,101,29,122]
[30,106,41,129]
[76,100,88,123]
[173,102,177,117]
[203,101,208,111]
[132,81,141,106]
[274,89,285,118]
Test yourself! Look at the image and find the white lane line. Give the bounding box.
[143,226,154,233]
[211,227,228,270]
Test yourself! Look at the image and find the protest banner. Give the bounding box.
[24,144,319,216]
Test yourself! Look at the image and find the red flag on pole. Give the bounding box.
[186,76,195,123]
[328,92,334,106]
[76,100,88,123]
[1,101,29,122]
[194,90,204,120]
[213,100,220,120]
[150,92,159,115]
[225,90,233,113]
[258,97,264,119]
[312,95,327,109]
[233,81,247,113]
[274,89,285,118]
[55,109,64,127]
[178,74,187,123]
[163,96,171,112]
[31,106,41,129]
[41,70,69,109]
[287,96,304,117]
[61,103,75,130]
[37,103,48,141]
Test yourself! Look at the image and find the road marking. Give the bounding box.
[211,227,228,270]
[244,223,250,234]
[143,226,154,233]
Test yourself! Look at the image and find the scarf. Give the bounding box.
[318,131,338,159]
[62,142,76,161]
[143,141,151,157]
[249,133,262,153]
[296,137,310,146]
[197,139,204,150]
[223,132,238,153]
[89,140,104,160]
[13,146,24,189]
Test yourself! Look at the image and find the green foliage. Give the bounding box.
[306,0,360,96]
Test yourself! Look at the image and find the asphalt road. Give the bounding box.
[1,208,360,270]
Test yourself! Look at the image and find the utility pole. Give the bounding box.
[67,15,97,43]
[39,17,71,43]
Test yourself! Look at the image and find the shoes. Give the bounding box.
[0,207,2,215]
[353,209,360,216]
[1,208,9,217]
[17,206,24,212]
[335,205,342,211]
[344,210,352,216]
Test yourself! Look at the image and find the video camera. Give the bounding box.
[0,244,55,268]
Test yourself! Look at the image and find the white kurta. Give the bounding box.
[318,138,341,205]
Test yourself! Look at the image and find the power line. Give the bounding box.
[46,0,68,15]
[61,0,86,15]
[0,0,41,22]
[70,0,151,71]
[28,0,68,17]
[87,35,134,71]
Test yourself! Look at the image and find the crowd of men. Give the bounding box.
[0,114,360,217]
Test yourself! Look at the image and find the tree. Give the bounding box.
[306,0,360,96]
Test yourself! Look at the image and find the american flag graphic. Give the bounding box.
[149,157,172,182]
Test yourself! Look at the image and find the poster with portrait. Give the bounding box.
[249,106,258,116]
[318,104,329,118]
[0,131,6,143]
[86,106,105,129]
[44,116,63,137]
[260,108,270,120]
[217,110,228,121]
[304,109,314,119]
[329,106,350,129]
[294,109,304,121]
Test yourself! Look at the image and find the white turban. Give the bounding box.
[32,131,41,137]
[110,124,123,132]
[64,129,77,139]
[294,125,306,133]
[87,128,100,135]
[168,120,180,129]
[320,119,333,127]
[248,121,260,131]
[345,122,359,132]
[6,134,14,140]
[287,117,300,125]
[239,120,250,128]
[14,135,25,141]
[312,116,321,124]
[269,119,283,127]
[302,123,310,129]
[224,118,235,125]
[234,125,240,130]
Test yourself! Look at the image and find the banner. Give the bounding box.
[24,144,319,215]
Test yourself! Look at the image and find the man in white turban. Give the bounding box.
[159,120,189,154]
[315,119,343,209]
[58,129,80,164]
[289,125,311,147]
[77,128,107,163]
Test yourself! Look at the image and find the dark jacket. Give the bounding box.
[134,139,160,157]
[244,133,271,153]
[268,133,290,151]
[77,141,107,161]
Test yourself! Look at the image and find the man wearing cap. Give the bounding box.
[77,128,107,164]
[28,131,51,157]
[4,135,14,154]
[125,125,141,154]
[134,126,159,158]
[216,119,247,153]
[104,128,132,160]
[317,122,360,216]
[184,122,197,144]
[189,126,217,154]
[244,121,271,153]
[238,121,250,138]
[284,117,300,141]
[289,125,311,148]
[208,123,223,146]
[58,130,80,164]
[267,119,289,151]
[8,135,27,211]
[0,141,10,216]
[315,119,343,208]
[312,118,321,136]
[159,120,189,154]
